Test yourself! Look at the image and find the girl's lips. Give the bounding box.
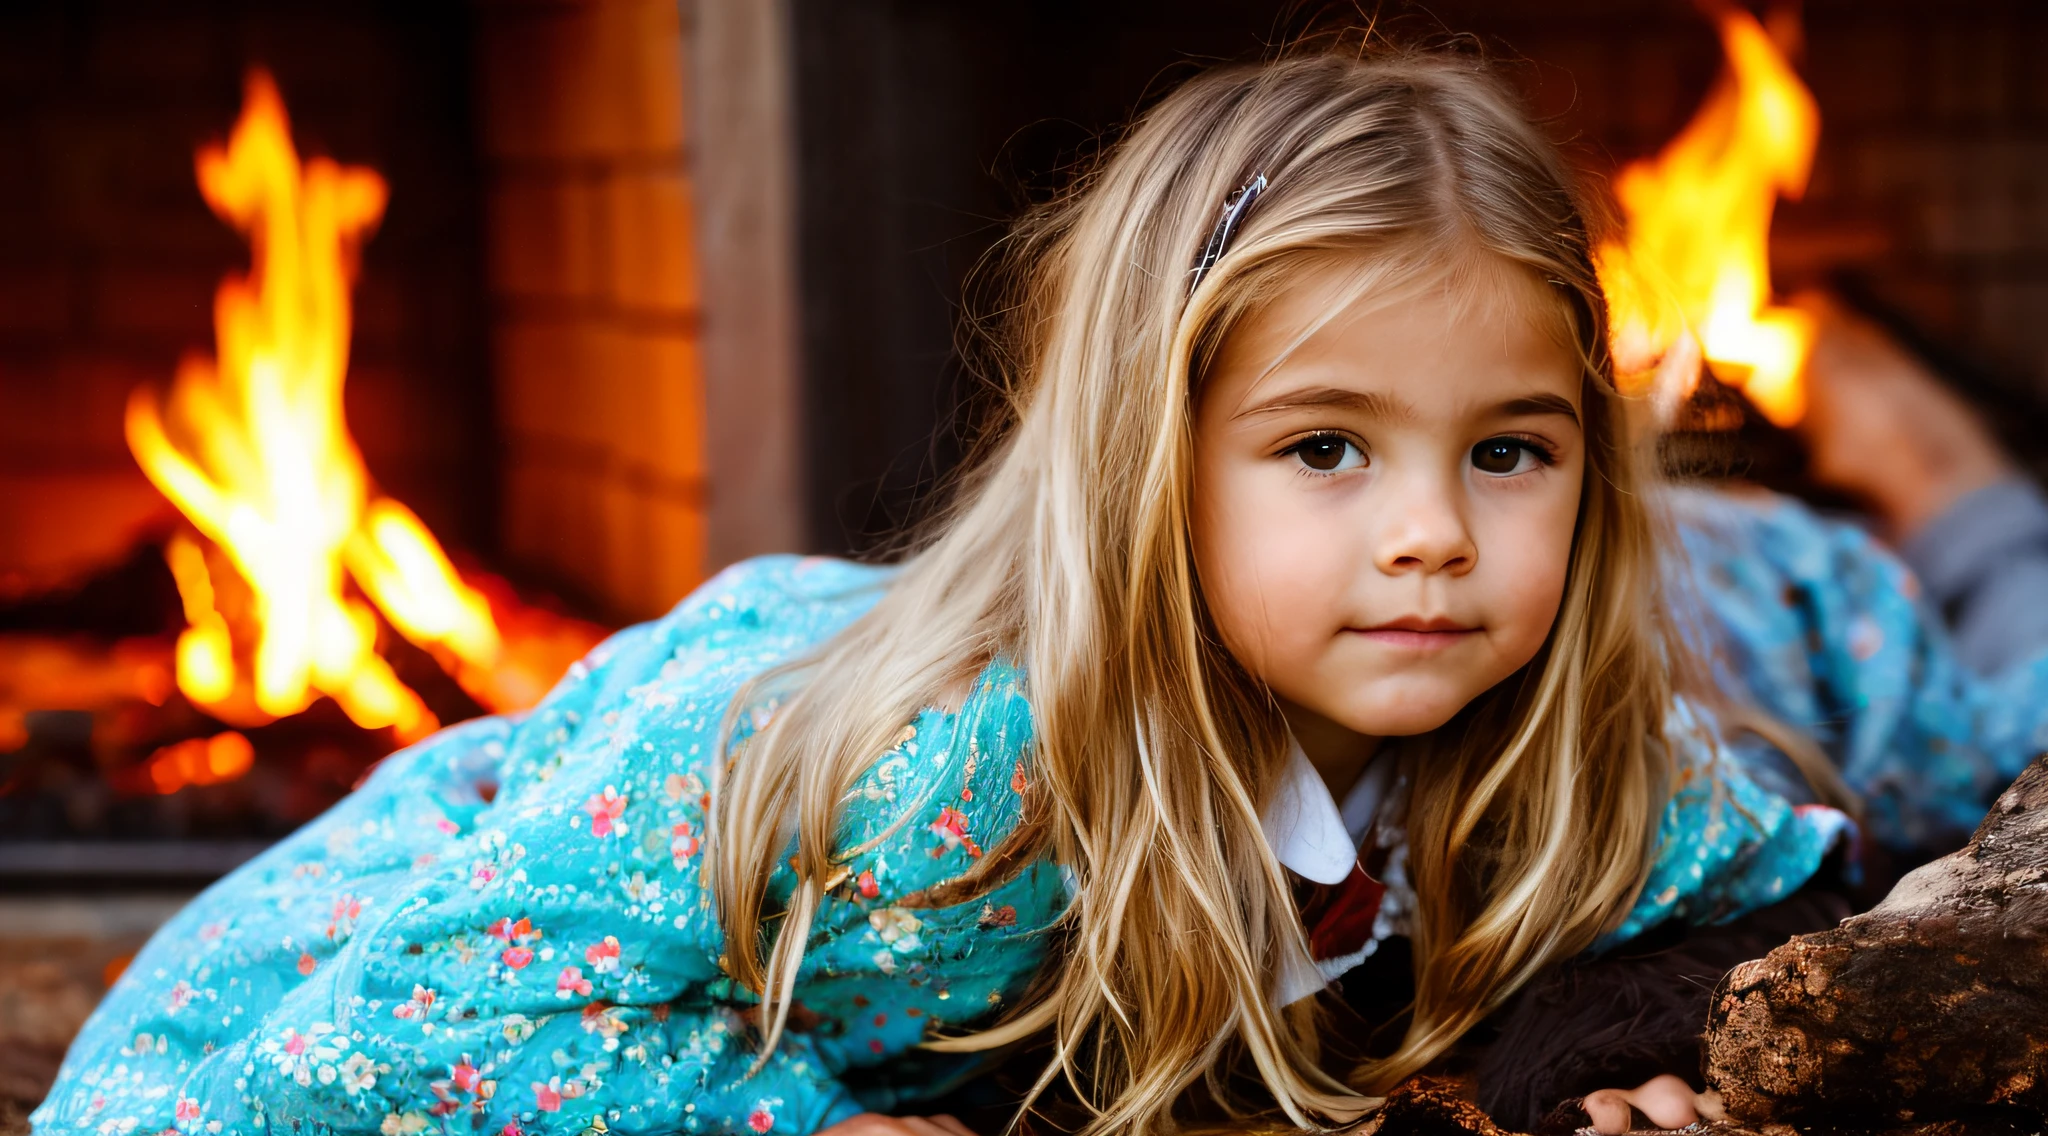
[1349,620,1479,652]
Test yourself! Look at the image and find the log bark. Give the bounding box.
[1354,1079,2024,1136]
[1704,751,2048,1127]
[1357,1078,1518,1136]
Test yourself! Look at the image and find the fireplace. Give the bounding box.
[0,0,722,886]
[0,0,733,1111]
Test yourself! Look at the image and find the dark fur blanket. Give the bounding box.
[1471,888,1854,1131]
[929,888,1858,1132]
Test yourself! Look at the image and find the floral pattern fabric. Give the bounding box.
[1599,697,1855,948]
[1608,488,2048,945]
[1673,488,2048,852]
[35,489,2043,1134]
[35,557,1059,1136]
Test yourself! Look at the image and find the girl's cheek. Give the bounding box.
[1196,468,1348,677]
[1486,494,1577,659]
[1256,500,1359,670]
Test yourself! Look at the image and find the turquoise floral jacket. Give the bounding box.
[33,491,2045,1136]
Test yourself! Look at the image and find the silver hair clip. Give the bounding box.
[1187,172,1268,296]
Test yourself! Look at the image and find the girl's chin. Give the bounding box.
[1328,696,1469,739]
[1311,670,1524,737]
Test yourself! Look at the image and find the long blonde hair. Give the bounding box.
[713,48,1684,1133]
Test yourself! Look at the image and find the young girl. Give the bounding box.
[36,49,2048,1136]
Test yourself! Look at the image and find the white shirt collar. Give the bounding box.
[1260,732,1399,1006]
[1258,732,1394,885]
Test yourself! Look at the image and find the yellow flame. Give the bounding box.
[126,70,506,741]
[347,499,502,684]
[1596,7,1819,427]
[163,533,235,706]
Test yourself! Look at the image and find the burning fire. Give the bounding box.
[1596,6,1819,427]
[126,71,534,743]
[137,731,255,796]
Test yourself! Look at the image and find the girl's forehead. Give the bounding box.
[1269,252,1558,340]
[1216,251,1578,397]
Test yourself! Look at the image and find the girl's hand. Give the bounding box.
[817,1113,979,1136]
[1582,1074,1725,1134]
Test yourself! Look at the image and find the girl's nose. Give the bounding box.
[1373,479,1477,576]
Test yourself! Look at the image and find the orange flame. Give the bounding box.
[126,71,504,742]
[1596,7,1819,427]
[140,731,256,796]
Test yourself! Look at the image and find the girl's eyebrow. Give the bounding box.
[1493,393,1581,426]
[1233,386,1413,422]
[1232,387,1581,426]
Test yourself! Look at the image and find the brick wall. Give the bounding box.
[1795,0,2048,431]
[473,0,707,623]
[0,2,492,594]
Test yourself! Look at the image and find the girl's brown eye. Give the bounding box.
[1289,435,1364,473]
[1472,438,1535,475]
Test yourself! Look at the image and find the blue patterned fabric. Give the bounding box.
[1673,488,2048,852]
[1598,696,1855,948]
[34,557,1061,1136]
[34,490,2044,1134]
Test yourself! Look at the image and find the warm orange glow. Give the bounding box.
[1596,7,1818,427]
[141,730,256,795]
[346,499,501,686]
[126,70,511,741]
[0,637,174,755]
[164,532,236,706]
[103,953,135,989]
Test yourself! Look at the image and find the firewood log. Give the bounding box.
[1703,751,2048,1127]
[1354,1080,2029,1136]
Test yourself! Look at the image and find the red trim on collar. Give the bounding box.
[1302,862,1386,963]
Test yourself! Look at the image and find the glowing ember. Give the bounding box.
[125,70,523,742]
[0,636,174,754]
[1596,7,1819,427]
[139,731,256,796]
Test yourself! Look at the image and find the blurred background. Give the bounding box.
[2,0,2046,1118]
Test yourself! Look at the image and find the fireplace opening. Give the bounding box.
[0,0,710,889]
